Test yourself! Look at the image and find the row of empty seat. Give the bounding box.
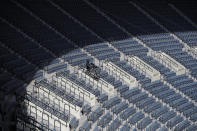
[1,0,197,130]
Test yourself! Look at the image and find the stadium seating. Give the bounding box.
[166,115,183,129]
[120,123,130,131]
[89,0,164,35]
[140,34,197,79]
[81,104,91,115]
[97,112,112,128]
[112,39,149,56]
[136,97,155,109]
[102,96,121,110]
[0,0,197,130]
[159,110,177,124]
[57,71,100,96]
[79,120,91,131]
[52,0,129,41]
[107,118,121,131]
[186,124,197,131]
[69,117,79,130]
[88,107,104,123]
[158,126,168,131]
[137,116,152,130]
[137,1,197,46]
[35,79,83,107]
[111,101,128,115]
[47,62,67,74]
[146,121,161,131]
[151,106,168,119]
[128,111,145,125]
[62,49,93,66]
[144,102,162,113]
[97,93,108,103]
[174,119,191,131]
[120,106,136,120]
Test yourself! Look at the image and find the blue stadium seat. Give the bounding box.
[146,121,160,131]
[159,110,177,124]
[174,119,191,131]
[88,107,104,123]
[151,106,168,119]
[97,93,108,103]
[103,96,121,110]
[111,101,128,115]
[137,116,152,130]
[69,117,79,129]
[128,111,145,125]
[120,106,136,120]
[97,112,112,128]
[107,118,121,131]
[120,123,130,131]
[79,120,91,131]
[166,115,183,128]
